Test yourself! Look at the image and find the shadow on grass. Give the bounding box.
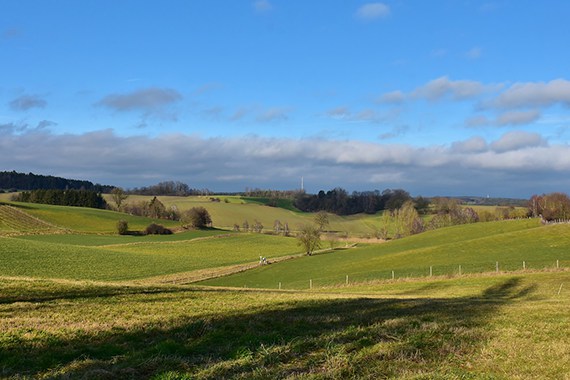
[1,278,533,379]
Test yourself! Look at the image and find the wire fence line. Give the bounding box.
[271,258,569,290]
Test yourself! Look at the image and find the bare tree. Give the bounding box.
[273,219,283,234]
[253,219,264,233]
[297,224,321,255]
[313,210,330,231]
[111,187,129,211]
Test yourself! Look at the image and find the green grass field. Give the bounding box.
[0,233,302,281]
[104,194,390,235]
[13,202,181,233]
[1,271,568,379]
[1,199,569,378]
[201,219,570,289]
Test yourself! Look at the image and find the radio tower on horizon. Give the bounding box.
[301,176,304,192]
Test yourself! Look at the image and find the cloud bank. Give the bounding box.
[1,128,568,197]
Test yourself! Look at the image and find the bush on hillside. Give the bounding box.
[145,223,172,235]
[181,207,212,229]
[116,220,129,235]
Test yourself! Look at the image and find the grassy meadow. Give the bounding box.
[1,197,569,378]
[104,194,389,236]
[0,233,302,281]
[201,219,570,289]
[1,271,568,379]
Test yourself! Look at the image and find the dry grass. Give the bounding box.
[1,272,568,379]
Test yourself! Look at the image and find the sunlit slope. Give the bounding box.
[0,233,302,281]
[6,202,179,233]
[200,219,570,289]
[105,194,386,234]
[0,204,63,234]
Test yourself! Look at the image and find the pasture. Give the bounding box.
[1,271,568,379]
[104,194,389,235]
[201,219,570,289]
[0,233,302,281]
[1,199,568,378]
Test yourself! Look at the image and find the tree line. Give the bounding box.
[0,171,113,193]
[293,188,429,216]
[127,181,211,196]
[14,189,106,209]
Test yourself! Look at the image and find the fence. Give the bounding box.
[269,258,569,290]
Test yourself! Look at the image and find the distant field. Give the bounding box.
[104,194,388,235]
[1,271,568,379]
[16,229,228,246]
[200,219,570,289]
[3,201,180,233]
[0,233,302,281]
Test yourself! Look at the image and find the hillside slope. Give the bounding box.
[0,204,64,235]
[200,219,570,288]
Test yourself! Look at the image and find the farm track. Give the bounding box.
[0,205,67,235]
[140,245,358,284]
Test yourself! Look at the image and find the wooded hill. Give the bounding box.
[0,171,113,193]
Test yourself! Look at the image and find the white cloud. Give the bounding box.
[451,137,488,153]
[324,106,397,123]
[229,107,249,121]
[256,107,291,123]
[496,109,541,126]
[412,76,488,101]
[465,47,482,59]
[326,107,351,119]
[490,79,570,109]
[355,3,390,21]
[379,90,405,104]
[490,131,547,153]
[2,128,568,197]
[9,94,47,111]
[379,125,410,140]
[97,87,182,112]
[253,0,272,12]
[96,87,182,123]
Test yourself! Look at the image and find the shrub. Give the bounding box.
[116,220,129,235]
[145,223,172,235]
[181,207,212,229]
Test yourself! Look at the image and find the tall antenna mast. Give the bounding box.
[301,176,304,191]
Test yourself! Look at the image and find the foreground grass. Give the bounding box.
[0,272,568,379]
[0,233,302,281]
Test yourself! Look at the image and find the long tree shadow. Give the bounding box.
[1,278,534,379]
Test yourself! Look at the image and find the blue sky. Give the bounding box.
[2,1,570,197]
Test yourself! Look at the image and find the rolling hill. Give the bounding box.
[200,218,569,289]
